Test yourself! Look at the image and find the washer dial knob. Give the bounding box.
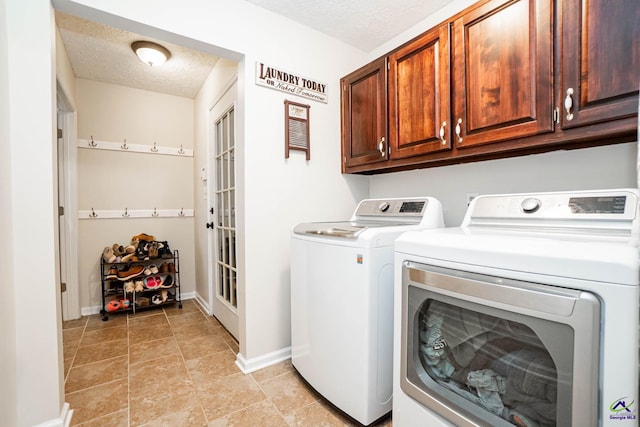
[378,202,390,212]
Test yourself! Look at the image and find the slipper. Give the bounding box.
[112,244,125,257]
[132,233,155,242]
[116,264,145,281]
[124,281,134,293]
[106,299,121,312]
[106,265,119,279]
[160,274,173,288]
[151,293,163,305]
[102,246,116,263]
[145,276,160,289]
[134,280,145,292]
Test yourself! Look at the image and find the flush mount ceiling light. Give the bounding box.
[131,41,171,67]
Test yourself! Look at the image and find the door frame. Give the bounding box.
[56,81,81,321]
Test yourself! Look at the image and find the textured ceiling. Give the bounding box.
[244,0,451,52]
[55,12,220,99]
[55,1,451,98]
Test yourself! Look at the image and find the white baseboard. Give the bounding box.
[34,403,73,427]
[235,347,291,374]
[81,292,196,316]
[194,293,212,315]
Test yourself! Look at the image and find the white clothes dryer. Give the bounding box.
[291,197,444,425]
[393,189,640,427]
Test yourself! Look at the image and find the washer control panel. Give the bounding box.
[355,198,428,218]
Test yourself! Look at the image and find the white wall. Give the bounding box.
[0,1,18,425]
[3,0,66,425]
[370,143,638,226]
[75,79,196,311]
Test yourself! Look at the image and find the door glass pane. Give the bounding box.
[214,106,237,310]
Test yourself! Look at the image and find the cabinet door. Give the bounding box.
[559,0,640,129]
[388,24,451,159]
[341,58,388,170]
[452,0,553,149]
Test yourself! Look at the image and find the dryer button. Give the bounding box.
[521,197,541,213]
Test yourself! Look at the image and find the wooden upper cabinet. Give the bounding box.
[388,24,451,159]
[559,0,640,129]
[341,57,388,170]
[452,0,554,149]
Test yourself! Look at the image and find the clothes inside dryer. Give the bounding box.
[417,300,559,427]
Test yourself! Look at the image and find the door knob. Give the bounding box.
[206,222,214,229]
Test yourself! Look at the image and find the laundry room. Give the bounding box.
[3,0,638,426]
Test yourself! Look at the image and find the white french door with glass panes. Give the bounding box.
[208,82,238,339]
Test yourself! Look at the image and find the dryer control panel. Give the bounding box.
[464,189,639,234]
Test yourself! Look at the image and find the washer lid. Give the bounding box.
[293,220,409,238]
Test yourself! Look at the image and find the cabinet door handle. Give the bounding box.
[378,137,386,157]
[439,121,447,145]
[564,88,574,121]
[455,118,463,144]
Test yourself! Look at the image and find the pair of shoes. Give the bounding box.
[102,246,116,263]
[117,264,145,281]
[136,296,150,307]
[112,244,125,257]
[143,264,159,275]
[159,262,175,273]
[106,265,119,279]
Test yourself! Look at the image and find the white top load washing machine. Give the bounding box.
[393,189,640,427]
[291,197,444,425]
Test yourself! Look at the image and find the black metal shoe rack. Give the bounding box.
[99,249,182,321]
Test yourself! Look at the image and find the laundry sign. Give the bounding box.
[256,62,328,103]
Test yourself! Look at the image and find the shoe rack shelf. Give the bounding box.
[99,250,182,321]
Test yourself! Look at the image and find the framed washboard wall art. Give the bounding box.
[284,99,310,160]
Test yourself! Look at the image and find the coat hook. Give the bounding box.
[89,208,98,218]
[89,136,97,147]
[152,208,159,217]
[178,144,185,155]
[179,208,185,217]
[151,141,158,153]
[122,207,130,218]
[121,138,129,150]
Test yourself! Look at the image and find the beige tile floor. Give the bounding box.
[62,299,393,427]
